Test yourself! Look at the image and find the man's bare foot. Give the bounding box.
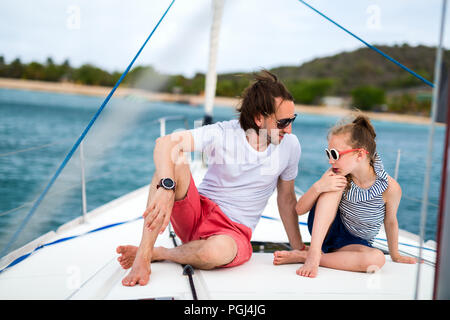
[273,250,307,265]
[116,245,166,270]
[296,250,321,278]
[117,245,138,269]
[118,245,170,286]
[122,255,151,286]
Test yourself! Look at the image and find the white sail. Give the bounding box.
[203,0,225,124]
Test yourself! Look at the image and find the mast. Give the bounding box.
[434,65,450,300]
[203,0,225,125]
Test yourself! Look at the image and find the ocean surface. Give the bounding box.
[0,88,445,256]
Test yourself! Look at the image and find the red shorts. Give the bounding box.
[170,174,253,268]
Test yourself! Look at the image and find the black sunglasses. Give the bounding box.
[276,114,297,129]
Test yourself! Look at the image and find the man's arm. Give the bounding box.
[144,130,195,232]
[277,178,305,250]
[153,130,195,179]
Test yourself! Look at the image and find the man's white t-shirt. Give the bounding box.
[189,119,301,231]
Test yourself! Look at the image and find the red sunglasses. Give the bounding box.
[325,148,369,161]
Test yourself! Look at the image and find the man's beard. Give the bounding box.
[258,127,281,146]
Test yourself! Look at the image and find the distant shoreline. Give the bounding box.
[0,77,437,126]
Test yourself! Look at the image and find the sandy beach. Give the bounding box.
[0,77,436,125]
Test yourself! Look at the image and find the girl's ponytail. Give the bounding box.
[353,115,376,139]
[351,114,377,167]
[328,110,377,167]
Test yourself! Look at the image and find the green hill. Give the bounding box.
[270,44,448,95]
[216,44,448,114]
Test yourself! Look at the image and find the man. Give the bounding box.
[117,70,305,286]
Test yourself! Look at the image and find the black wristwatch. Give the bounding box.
[157,178,176,192]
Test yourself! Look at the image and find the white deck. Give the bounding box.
[0,162,436,300]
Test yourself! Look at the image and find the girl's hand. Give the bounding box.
[392,254,418,264]
[314,168,347,194]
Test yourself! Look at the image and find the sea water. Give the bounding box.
[0,88,445,255]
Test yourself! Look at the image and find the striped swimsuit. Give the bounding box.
[339,154,388,244]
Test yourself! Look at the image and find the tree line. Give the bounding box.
[1,43,443,116]
[0,56,122,86]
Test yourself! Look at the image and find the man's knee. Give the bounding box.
[196,235,238,269]
[173,159,191,201]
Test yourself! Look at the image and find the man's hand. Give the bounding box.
[143,187,175,234]
[314,168,347,194]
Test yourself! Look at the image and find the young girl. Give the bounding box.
[273,113,417,278]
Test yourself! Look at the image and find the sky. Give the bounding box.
[0,0,449,77]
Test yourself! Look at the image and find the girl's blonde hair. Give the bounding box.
[328,110,377,167]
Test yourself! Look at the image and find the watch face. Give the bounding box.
[162,178,174,189]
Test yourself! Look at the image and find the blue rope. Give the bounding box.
[0,0,176,259]
[0,216,142,274]
[297,0,435,88]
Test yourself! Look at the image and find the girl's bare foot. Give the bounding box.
[296,250,321,278]
[273,250,308,265]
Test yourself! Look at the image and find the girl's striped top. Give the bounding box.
[339,153,388,243]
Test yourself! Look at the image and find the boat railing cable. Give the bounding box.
[0,0,177,259]
[153,115,189,137]
[296,0,434,88]
[415,0,447,301]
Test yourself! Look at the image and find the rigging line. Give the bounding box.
[415,0,447,301]
[0,0,177,259]
[0,138,72,158]
[0,170,115,217]
[296,0,435,88]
